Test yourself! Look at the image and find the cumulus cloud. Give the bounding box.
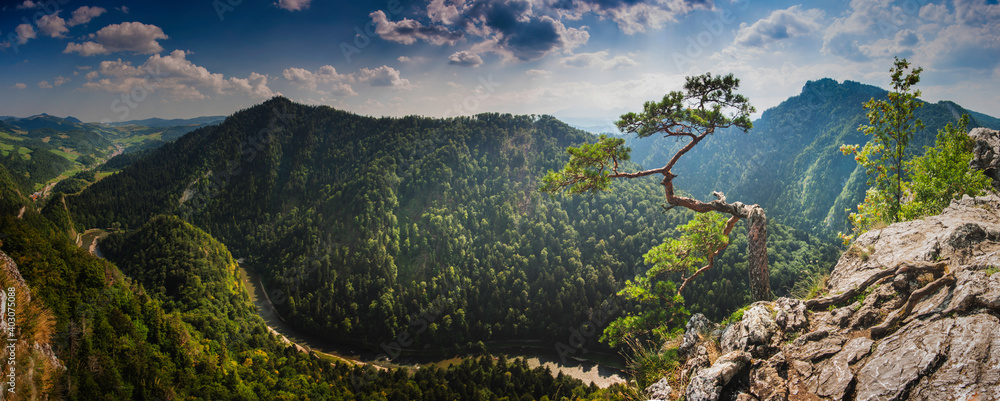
[428,0,461,24]
[81,50,277,100]
[397,56,413,63]
[13,83,27,89]
[275,0,311,11]
[38,80,53,89]
[734,6,824,48]
[561,51,636,70]
[16,1,38,9]
[371,10,464,45]
[37,13,68,38]
[448,50,484,67]
[357,65,412,89]
[64,22,168,56]
[15,23,35,45]
[64,41,107,56]
[551,0,712,35]
[525,69,551,76]
[68,6,106,26]
[282,65,357,96]
[54,76,70,86]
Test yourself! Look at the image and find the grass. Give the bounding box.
[623,338,683,398]
[986,266,999,276]
[791,272,830,300]
[846,243,875,262]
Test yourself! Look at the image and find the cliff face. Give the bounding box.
[667,193,1000,401]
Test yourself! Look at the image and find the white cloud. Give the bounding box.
[554,0,711,35]
[54,76,70,86]
[398,56,413,63]
[65,22,168,56]
[64,41,108,57]
[37,13,68,38]
[428,0,461,24]
[448,51,484,67]
[82,50,277,100]
[526,69,551,76]
[15,24,35,45]
[16,1,38,9]
[734,6,824,48]
[275,0,311,11]
[68,6,107,26]
[85,70,99,80]
[38,80,53,89]
[282,65,356,96]
[371,10,464,45]
[357,65,412,89]
[561,51,637,70]
[13,83,26,89]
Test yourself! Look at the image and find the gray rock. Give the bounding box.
[679,313,712,356]
[773,297,808,332]
[721,303,779,357]
[969,127,1000,191]
[855,313,1000,401]
[749,352,788,401]
[685,350,751,401]
[645,377,672,401]
[807,337,872,399]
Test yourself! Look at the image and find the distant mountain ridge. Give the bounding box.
[105,115,226,128]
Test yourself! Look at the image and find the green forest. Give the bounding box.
[66,97,838,353]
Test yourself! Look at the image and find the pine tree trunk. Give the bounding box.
[746,206,773,302]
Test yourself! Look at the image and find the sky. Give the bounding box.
[1,0,998,130]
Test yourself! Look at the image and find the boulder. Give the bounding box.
[721,303,779,357]
[645,377,672,401]
[680,313,712,356]
[686,350,751,401]
[969,127,1000,191]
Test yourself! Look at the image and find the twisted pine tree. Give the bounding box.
[541,73,773,303]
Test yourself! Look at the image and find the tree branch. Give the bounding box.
[676,215,740,296]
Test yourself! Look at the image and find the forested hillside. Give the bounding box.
[67,97,838,353]
[629,78,1000,234]
[0,166,605,399]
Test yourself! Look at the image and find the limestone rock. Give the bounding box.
[774,297,808,332]
[969,127,1000,191]
[645,377,672,401]
[721,303,779,357]
[686,350,751,401]
[680,313,712,356]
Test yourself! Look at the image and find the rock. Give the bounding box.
[722,303,779,357]
[645,377,672,401]
[789,334,845,362]
[855,313,1000,401]
[680,313,712,356]
[686,350,751,401]
[807,337,872,399]
[969,127,1000,191]
[774,297,808,332]
[749,352,788,401]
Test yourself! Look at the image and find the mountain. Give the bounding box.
[66,97,837,351]
[105,115,227,128]
[628,78,1000,235]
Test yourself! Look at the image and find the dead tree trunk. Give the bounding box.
[746,206,773,301]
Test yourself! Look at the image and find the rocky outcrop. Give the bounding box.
[970,127,1000,191]
[658,195,1000,400]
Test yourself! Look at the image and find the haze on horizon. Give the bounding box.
[2,0,998,129]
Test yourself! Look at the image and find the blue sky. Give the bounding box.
[1,0,999,129]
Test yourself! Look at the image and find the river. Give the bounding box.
[238,266,627,388]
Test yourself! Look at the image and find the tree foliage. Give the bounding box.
[901,114,991,219]
[841,57,924,236]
